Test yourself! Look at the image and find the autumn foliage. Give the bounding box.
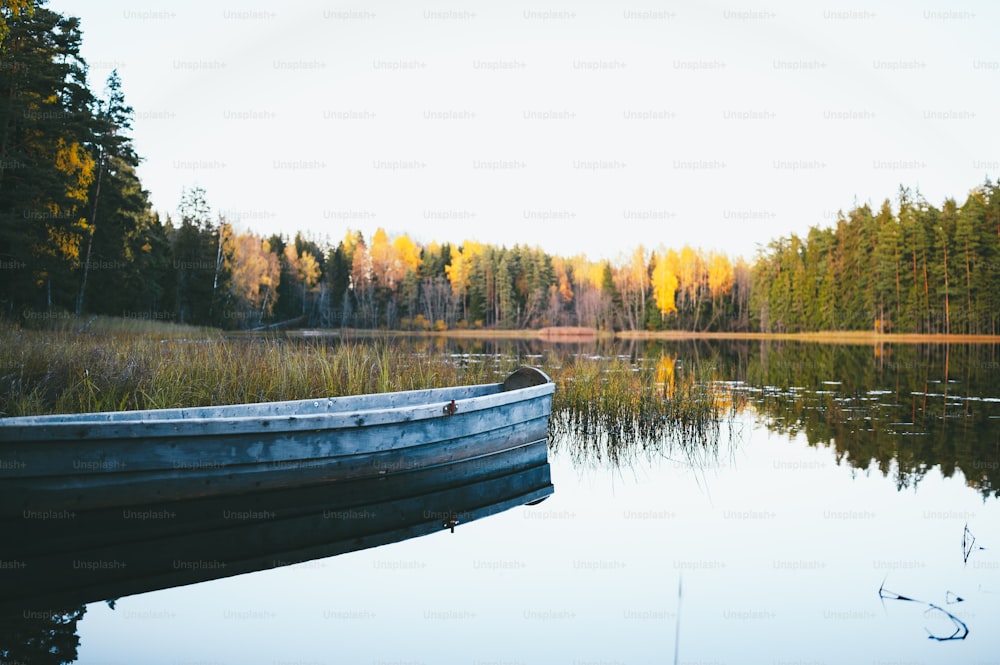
[4,3,1000,335]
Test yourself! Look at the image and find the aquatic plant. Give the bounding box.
[546,352,745,468]
[0,319,741,466]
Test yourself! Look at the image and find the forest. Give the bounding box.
[3,1,1000,334]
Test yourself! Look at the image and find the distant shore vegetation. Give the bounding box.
[3,2,1000,336]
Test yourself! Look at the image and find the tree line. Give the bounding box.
[2,1,999,334]
[751,185,1000,335]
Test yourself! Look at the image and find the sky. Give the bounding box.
[50,0,1000,262]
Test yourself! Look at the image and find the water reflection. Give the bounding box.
[877,521,987,642]
[0,606,87,664]
[10,335,997,663]
[341,335,1000,498]
[0,443,553,660]
[879,581,970,641]
[737,342,1000,498]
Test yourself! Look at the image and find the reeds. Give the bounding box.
[1,320,740,467]
[546,353,745,467]
[0,322,518,416]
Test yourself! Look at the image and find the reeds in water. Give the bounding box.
[1,320,741,469]
[0,323,511,416]
[547,353,745,468]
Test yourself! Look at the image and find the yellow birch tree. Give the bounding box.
[652,248,679,315]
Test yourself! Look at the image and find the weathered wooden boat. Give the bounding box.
[0,367,554,516]
[0,443,554,611]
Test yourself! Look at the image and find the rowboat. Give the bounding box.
[0,366,554,516]
[1,443,554,611]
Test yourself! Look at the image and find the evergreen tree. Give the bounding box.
[170,186,218,324]
[0,1,94,313]
[76,70,154,316]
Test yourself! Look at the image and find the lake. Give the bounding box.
[4,338,999,664]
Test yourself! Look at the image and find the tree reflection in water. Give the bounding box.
[0,606,87,665]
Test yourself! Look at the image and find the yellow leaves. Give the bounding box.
[651,248,679,315]
[41,223,83,264]
[217,221,235,270]
[424,240,442,262]
[444,249,465,295]
[392,234,421,275]
[564,255,604,291]
[614,245,649,299]
[342,229,361,257]
[558,272,574,303]
[678,245,701,303]
[230,232,280,317]
[362,228,422,287]
[551,256,574,303]
[0,0,32,46]
[584,262,604,291]
[369,227,391,267]
[707,252,734,300]
[298,251,320,288]
[656,355,676,398]
[369,227,394,286]
[651,245,736,313]
[282,244,320,296]
[53,138,95,205]
[30,141,95,265]
[2,0,32,16]
[446,240,483,296]
[350,241,371,291]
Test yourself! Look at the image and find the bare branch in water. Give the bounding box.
[879,579,969,641]
[923,604,969,642]
[963,523,975,565]
[878,580,918,604]
[962,523,986,566]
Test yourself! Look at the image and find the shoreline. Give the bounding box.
[614,330,1000,344]
[13,317,1000,344]
[301,327,1000,344]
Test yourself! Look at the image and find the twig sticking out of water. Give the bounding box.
[878,579,969,641]
[963,523,975,565]
[877,580,917,603]
[922,604,969,642]
[962,522,986,566]
[674,574,682,665]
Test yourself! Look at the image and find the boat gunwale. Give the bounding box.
[0,381,554,442]
[2,382,500,425]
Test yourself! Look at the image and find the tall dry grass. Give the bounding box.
[1,319,741,465]
[0,321,518,416]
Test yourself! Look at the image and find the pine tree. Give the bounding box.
[873,200,900,332]
[170,186,219,324]
[0,3,95,312]
[75,70,155,316]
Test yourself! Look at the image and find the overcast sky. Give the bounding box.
[52,0,999,262]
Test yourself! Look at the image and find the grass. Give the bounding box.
[0,321,517,416]
[20,313,219,337]
[0,319,740,465]
[545,353,745,466]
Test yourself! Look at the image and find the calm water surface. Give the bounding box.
[15,340,1000,664]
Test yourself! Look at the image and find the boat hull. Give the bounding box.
[0,440,554,610]
[0,369,555,515]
